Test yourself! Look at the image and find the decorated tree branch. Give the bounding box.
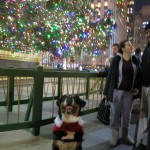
[0,0,116,59]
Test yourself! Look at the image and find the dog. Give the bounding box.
[52,94,86,150]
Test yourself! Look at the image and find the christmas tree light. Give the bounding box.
[116,0,126,15]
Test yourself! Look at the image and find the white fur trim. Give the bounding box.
[78,117,84,126]
[54,116,63,127]
[62,114,79,123]
[54,115,84,127]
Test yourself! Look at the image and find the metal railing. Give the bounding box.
[0,66,106,135]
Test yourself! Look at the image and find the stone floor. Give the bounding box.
[0,112,138,150]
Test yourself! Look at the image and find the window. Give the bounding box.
[127,17,129,22]
[104,1,108,7]
[129,1,134,5]
[97,2,101,8]
[91,3,94,9]
[130,8,133,13]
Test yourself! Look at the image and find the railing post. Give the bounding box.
[86,77,90,99]
[32,66,44,136]
[58,77,62,99]
[147,119,150,150]
[99,78,104,94]
[24,88,34,121]
[7,66,14,112]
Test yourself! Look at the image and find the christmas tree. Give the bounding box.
[0,0,116,60]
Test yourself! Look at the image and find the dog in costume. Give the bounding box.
[52,95,86,150]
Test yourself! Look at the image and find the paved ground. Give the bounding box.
[0,112,138,150]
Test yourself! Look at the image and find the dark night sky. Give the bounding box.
[135,0,150,12]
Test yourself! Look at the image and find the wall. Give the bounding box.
[0,59,39,68]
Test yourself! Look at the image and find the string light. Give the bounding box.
[0,0,116,58]
[116,0,126,15]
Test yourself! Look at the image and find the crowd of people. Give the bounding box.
[103,21,150,150]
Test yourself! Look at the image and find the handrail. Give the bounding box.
[0,66,107,135]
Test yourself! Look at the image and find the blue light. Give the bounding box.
[66,23,71,28]
[62,44,69,51]
[41,26,45,32]
[19,28,23,32]
[111,26,115,30]
[66,12,74,17]
[95,50,100,55]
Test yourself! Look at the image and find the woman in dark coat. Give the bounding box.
[103,40,141,146]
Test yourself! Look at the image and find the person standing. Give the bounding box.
[110,43,119,62]
[134,22,150,150]
[135,48,142,64]
[104,43,119,68]
[103,40,141,147]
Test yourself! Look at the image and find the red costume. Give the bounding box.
[52,122,84,133]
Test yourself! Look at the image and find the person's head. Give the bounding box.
[145,21,150,41]
[118,40,133,55]
[135,48,142,56]
[112,43,119,56]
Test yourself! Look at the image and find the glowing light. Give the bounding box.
[0,0,116,58]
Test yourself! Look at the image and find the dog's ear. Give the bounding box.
[74,95,86,108]
[57,95,68,106]
[79,98,86,108]
[56,99,60,106]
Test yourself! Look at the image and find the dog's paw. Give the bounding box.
[61,131,75,140]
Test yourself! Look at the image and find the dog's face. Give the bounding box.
[57,95,86,118]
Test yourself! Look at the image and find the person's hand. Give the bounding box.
[103,95,107,98]
[103,95,108,101]
[132,88,139,96]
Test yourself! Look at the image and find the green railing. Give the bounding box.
[0,66,106,135]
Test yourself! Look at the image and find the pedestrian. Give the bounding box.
[135,48,142,63]
[104,43,119,69]
[134,21,150,150]
[103,40,141,147]
[110,43,119,62]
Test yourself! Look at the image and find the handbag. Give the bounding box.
[97,97,110,125]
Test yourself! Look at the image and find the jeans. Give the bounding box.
[110,89,133,129]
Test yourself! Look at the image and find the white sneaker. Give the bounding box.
[109,128,119,146]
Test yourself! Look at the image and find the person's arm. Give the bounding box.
[103,58,114,98]
[133,61,142,99]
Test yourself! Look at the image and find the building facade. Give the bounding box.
[126,0,135,43]
[93,0,127,44]
[133,5,150,50]
[89,0,127,66]
[113,0,127,44]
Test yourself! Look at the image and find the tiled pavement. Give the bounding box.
[0,112,138,150]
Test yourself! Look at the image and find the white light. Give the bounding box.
[91,3,94,9]
[104,2,108,7]
[97,2,101,8]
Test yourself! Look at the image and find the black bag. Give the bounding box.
[97,97,110,125]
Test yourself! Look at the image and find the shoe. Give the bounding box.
[121,127,135,145]
[109,139,120,148]
[134,143,146,150]
[109,128,119,146]
[120,135,135,145]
